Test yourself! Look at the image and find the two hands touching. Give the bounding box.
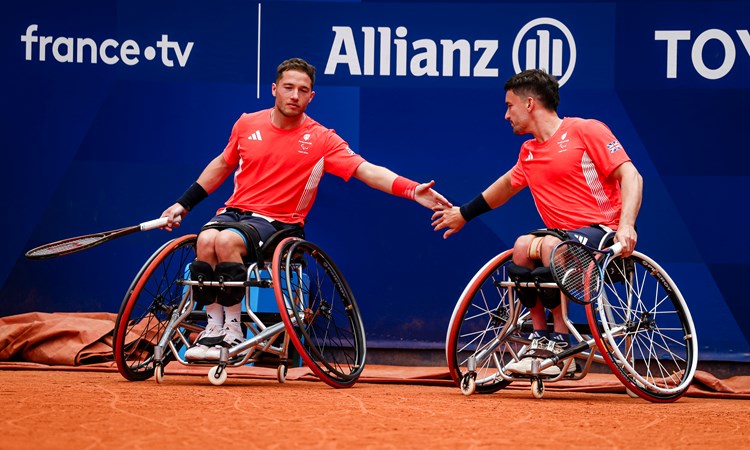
[413,181,466,239]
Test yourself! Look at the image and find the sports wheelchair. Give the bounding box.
[445,246,698,402]
[112,229,366,388]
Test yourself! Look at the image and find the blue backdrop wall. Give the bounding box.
[3,0,749,361]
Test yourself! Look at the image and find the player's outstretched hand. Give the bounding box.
[414,180,452,210]
[431,204,466,239]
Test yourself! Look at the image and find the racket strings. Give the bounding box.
[29,236,102,256]
[552,243,602,302]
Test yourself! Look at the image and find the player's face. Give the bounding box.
[504,90,529,135]
[272,70,315,118]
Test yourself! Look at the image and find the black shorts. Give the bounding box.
[203,208,303,253]
[566,226,615,250]
[532,225,615,250]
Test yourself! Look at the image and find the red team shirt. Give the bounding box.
[221,108,365,225]
[509,117,631,230]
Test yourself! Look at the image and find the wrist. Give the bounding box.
[459,193,491,221]
[392,176,419,200]
[176,182,208,211]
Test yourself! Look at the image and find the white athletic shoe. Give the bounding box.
[505,337,570,376]
[185,323,225,361]
[204,323,245,360]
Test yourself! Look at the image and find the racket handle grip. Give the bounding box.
[140,217,169,231]
[609,241,623,256]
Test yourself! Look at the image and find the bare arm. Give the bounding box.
[353,161,451,209]
[482,169,525,208]
[161,154,236,230]
[432,169,524,239]
[195,154,236,193]
[611,161,643,256]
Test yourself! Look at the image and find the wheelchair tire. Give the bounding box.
[113,234,197,381]
[446,249,523,394]
[586,251,698,402]
[272,237,366,388]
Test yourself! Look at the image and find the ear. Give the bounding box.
[526,97,534,111]
[271,83,277,97]
[309,91,315,102]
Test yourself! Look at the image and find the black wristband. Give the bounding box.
[176,182,208,211]
[459,193,492,222]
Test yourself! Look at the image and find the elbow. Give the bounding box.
[633,169,643,191]
[635,169,644,192]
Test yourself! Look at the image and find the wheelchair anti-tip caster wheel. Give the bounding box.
[208,365,228,386]
[460,373,477,396]
[277,364,288,383]
[155,365,165,384]
[531,378,545,399]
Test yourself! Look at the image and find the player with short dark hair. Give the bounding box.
[432,68,642,376]
[162,57,450,360]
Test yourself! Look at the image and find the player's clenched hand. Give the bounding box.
[614,224,637,257]
[160,203,186,232]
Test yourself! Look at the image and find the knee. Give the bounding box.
[196,230,219,257]
[197,230,216,246]
[213,230,246,260]
[513,235,534,265]
[539,236,562,264]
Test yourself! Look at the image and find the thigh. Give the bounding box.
[204,211,277,246]
[566,226,610,249]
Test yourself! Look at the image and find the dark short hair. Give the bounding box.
[276,58,316,88]
[503,69,560,112]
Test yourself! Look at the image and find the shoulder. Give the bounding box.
[565,117,612,135]
[234,109,270,126]
[302,116,347,145]
[301,115,334,135]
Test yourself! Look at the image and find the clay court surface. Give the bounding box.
[2,366,749,450]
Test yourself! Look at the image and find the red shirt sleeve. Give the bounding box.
[222,116,243,166]
[322,129,365,181]
[509,143,532,189]
[576,119,631,178]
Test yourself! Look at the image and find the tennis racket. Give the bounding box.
[549,240,623,305]
[25,217,170,260]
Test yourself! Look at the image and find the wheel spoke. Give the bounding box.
[113,236,196,381]
[591,252,697,401]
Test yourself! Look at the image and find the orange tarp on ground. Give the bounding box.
[1,312,748,399]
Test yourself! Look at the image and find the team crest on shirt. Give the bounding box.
[607,140,622,153]
[298,134,312,154]
[557,132,569,152]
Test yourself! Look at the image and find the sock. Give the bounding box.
[205,303,224,327]
[223,303,242,331]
